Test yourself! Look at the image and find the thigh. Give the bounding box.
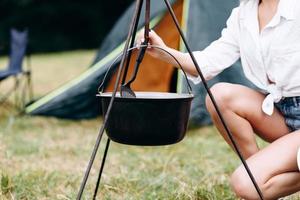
[213,83,290,142]
[246,130,300,180]
[232,130,300,198]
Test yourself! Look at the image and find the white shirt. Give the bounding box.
[189,0,300,115]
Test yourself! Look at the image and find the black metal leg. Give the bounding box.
[162,0,264,199]
[93,139,111,200]
[121,0,144,85]
[76,123,107,200]
[76,0,144,199]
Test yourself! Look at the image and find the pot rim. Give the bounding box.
[97,92,194,100]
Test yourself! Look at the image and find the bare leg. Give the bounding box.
[205,83,300,198]
[205,83,290,158]
[231,130,300,200]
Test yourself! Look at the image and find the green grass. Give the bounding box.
[0,51,299,199]
[0,114,239,199]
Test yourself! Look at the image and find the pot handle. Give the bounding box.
[98,44,193,94]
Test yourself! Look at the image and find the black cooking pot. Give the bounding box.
[99,92,193,146]
[98,45,194,146]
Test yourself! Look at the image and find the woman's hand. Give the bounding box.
[136,29,168,59]
[136,29,198,76]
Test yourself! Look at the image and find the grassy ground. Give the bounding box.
[0,51,299,199]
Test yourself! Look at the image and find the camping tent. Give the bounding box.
[25,0,253,126]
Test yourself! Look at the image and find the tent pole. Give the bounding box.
[162,0,264,199]
[76,0,144,199]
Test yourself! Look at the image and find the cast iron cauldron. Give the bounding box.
[98,45,194,146]
[99,92,194,146]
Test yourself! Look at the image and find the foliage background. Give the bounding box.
[0,0,132,53]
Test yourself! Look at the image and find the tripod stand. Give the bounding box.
[76,0,264,199]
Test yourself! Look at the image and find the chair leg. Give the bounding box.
[14,76,21,108]
[18,72,33,112]
[0,76,19,106]
[26,55,33,101]
[27,72,33,102]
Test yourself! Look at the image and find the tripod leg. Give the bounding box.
[121,0,144,85]
[76,123,107,200]
[162,0,264,199]
[76,0,144,199]
[92,139,111,200]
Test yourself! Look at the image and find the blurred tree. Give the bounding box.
[0,0,133,53]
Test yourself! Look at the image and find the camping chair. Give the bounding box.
[0,28,33,109]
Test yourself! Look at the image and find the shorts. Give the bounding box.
[275,96,300,132]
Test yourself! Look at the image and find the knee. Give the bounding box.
[230,167,264,200]
[205,82,235,114]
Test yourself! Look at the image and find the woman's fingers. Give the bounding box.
[136,29,165,47]
[134,29,168,58]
